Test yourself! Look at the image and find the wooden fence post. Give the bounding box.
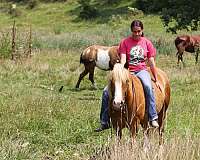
[28,25,32,58]
[11,20,16,60]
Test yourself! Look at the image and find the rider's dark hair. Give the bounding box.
[130,20,144,37]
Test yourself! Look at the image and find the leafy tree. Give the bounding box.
[135,0,167,13]
[78,0,98,19]
[4,0,67,2]
[135,0,200,33]
[161,1,200,33]
[102,0,121,4]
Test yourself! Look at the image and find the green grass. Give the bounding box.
[0,50,200,159]
[0,1,200,159]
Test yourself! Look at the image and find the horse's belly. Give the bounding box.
[96,50,110,70]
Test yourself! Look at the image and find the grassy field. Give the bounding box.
[0,1,200,160]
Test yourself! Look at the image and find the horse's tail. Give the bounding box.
[80,53,84,64]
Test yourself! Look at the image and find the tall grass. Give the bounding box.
[95,134,200,160]
[32,22,176,56]
[32,25,124,51]
[0,31,12,58]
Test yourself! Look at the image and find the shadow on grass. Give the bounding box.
[78,97,99,101]
[58,86,105,92]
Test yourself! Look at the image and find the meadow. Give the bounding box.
[0,1,200,159]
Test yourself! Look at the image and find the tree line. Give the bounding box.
[78,0,200,33]
[136,0,200,33]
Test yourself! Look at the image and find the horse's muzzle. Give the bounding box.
[112,100,126,111]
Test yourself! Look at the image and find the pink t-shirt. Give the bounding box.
[119,36,156,72]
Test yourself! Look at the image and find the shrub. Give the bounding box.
[26,0,39,9]
[40,0,68,2]
[78,0,98,19]
[135,0,165,13]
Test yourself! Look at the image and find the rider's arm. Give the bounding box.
[120,54,126,67]
[148,57,158,82]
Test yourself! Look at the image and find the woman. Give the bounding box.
[95,20,159,132]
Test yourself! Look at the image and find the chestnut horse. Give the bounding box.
[175,35,200,64]
[108,63,170,144]
[75,45,120,89]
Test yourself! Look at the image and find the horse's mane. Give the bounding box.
[109,63,130,83]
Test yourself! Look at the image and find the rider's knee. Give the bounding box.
[102,89,109,98]
[143,83,152,91]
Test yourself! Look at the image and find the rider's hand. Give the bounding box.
[155,81,162,92]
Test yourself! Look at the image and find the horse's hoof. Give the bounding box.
[75,87,80,91]
[75,85,79,88]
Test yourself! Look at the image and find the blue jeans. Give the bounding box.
[100,69,158,126]
[100,86,110,126]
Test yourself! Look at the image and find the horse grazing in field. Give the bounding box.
[75,45,120,89]
[108,63,170,144]
[175,35,200,64]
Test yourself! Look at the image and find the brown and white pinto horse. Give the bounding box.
[175,35,200,64]
[108,63,170,144]
[75,45,120,89]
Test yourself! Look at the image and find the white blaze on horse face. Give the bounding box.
[114,80,123,104]
[96,49,110,70]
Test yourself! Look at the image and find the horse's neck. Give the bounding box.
[128,75,144,103]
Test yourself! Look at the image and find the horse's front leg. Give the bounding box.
[177,52,185,67]
[130,121,137,144]
[116,128,122,139]
[113,121,123,140]
[179,54,185,66]
[177,53,180,65]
